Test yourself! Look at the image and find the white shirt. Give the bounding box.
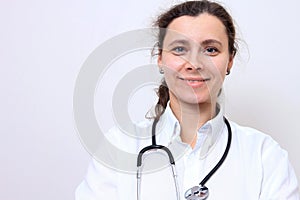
[75,104,299,200]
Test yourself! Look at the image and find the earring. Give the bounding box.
[159,68,164,74]
[226,70,230,75]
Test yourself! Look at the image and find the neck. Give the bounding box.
[169,97,217,148]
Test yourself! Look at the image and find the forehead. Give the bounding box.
[165,13,228,45]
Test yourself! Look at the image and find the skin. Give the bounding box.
[158,13,234,148]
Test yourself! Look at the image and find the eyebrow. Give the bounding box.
[167,39,189,47]
[201,39,223,47]
[167,38,223,48]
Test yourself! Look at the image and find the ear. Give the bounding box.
[227,55,234,72]
[157,54,163,66]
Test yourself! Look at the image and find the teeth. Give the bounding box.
[186,80,205,82]
[179,77,209,82]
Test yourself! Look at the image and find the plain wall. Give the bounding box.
[0,0,299,199]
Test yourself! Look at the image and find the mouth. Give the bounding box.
[177,76,210,88]
[178,77,210,82]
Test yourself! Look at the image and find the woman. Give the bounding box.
[76,1,299,199]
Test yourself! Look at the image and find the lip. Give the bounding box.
[178,76,210,88]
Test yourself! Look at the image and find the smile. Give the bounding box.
[177,76,210,88]
[178,77,210,82]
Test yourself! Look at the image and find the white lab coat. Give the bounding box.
[75,104,299,200]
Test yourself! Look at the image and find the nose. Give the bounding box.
[185,62,202,71]
[184,52,203,71]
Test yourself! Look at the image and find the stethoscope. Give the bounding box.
[137,116,232,200]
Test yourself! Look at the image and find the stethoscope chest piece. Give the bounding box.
[184,185,209,200]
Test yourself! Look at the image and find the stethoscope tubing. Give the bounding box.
[136,117,180,200]
[199,117,231,186]
[136,116,232,200]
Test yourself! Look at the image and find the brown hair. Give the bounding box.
[153,0,237,119]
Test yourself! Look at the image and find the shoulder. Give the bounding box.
[103,118,153,153]
[105,118,153,140]
[229,120,281,149]
[227,120,291,166]
[228,121,300,198]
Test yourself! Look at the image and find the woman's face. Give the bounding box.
[158,13,233,105]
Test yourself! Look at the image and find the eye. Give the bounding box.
[204,47,219,56]
[171,46,187,55]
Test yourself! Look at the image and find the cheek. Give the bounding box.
[161,53,185,71]
[211,58,229,78]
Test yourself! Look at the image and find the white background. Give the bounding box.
[0,0,299,199]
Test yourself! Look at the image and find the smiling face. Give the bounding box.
[158,13,233,106]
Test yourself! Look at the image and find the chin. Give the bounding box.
[170,89,214,105]
[180,94,212,105]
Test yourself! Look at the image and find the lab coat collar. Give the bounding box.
[156,102,225,159]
